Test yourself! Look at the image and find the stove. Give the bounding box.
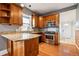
[44,31,55,44]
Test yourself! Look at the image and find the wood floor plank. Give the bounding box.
[38,43,79,56]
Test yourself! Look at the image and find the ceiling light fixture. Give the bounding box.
[20,4,24,7]
[29,5,31,7]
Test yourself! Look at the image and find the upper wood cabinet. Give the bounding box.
[0,4,11,24]
[32,15,44,28]
[38,16,44,28]
[31,13,59,28]
[0,3,23,25]
[32,14,39,28]
[10,4,23,25]
[43,13,59,27]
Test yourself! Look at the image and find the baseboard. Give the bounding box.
[75,44,79,50]
[0,49,8,56]
[60,40,75,45]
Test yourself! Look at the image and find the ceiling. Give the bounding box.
[24,3,76,15]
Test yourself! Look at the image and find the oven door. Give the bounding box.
[45,34,54,44]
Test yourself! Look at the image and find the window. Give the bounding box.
[22,13,32,31]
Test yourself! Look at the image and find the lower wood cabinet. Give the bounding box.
[54,32,59,45]
[41,33,46,42]
[7,38,39,56]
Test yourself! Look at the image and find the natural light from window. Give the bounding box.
[22,13,32,31]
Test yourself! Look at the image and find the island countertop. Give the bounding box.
[1,32,40,41]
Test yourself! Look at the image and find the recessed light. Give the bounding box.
[20,4,24,7]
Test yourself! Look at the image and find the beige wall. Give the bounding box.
[60,9,76,44]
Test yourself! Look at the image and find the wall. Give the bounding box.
[23,7,32,16]
[60,9,76,44]
[0,36,7,51]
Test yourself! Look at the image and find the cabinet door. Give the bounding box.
[43,16,48,27]
[7,40,13,56]
[32,15,38,28]
[41,33,46,42]
[54,33,59,45]
[30,38,39,56]
[24,38,39,56]
[55,14,59,26]
[10,4,23,25]
[17,5,23,25]
[38,16,44,28]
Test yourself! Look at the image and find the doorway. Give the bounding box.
[60,9,76,44]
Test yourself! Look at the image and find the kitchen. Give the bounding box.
[0,3,79,56]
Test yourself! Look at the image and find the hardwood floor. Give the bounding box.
[38,42,79,56]
[3,42,79,56]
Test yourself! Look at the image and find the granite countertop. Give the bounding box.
[1,32,40,41]
[0,30,42,34]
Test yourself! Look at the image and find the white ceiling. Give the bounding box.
[24,3,76,14]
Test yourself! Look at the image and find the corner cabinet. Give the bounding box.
[10,4,23,25]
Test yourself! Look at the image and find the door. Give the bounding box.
[60,22,75,44]
[60,9,76,44]
[61,22,72,40]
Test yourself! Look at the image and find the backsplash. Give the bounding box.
[0,24,33,32]
[43,27,59,32]
[0,24,20,32]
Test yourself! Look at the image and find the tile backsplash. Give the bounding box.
[0,24,20,32]
[0,24,33,32]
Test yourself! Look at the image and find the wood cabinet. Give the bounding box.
[41,13,59,44]
[7,38,39,56]
[32,13,59,28]
[54,32,59,45]
[32,15,44,28]
[41,33,46,42]
[38,16,44,28]
[10,4,23,25]
[0,3,23,25]
[0,4,10,24]
[32,14,39,28]
[43,13,59,27]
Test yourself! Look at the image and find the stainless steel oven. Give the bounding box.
[43,27,58,44]
[45,33,54,45]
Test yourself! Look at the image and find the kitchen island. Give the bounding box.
[1,32,40,56]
